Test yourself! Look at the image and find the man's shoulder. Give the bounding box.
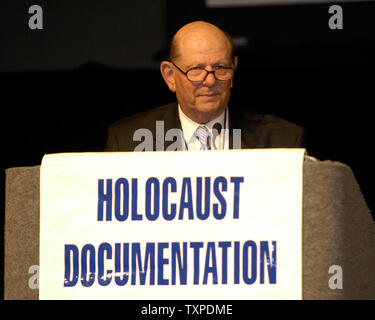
[231,109,305,148]
[105,102,178,151]
[257,113,303,132]
[232,109,303,132]
[110,101,178,131]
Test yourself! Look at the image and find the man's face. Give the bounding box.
[161,24,237,124]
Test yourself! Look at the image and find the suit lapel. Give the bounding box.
[153,102,183,151]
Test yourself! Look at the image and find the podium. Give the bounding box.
[4,159,375,299]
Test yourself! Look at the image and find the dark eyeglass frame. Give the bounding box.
[170,61,235,82]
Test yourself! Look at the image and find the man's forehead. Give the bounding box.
[174,26,231,63]
[178,54,231,69]
[176,45,232,67]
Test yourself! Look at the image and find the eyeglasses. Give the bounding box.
[170,61,235,82]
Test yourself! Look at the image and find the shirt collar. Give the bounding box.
[178,104,226,143]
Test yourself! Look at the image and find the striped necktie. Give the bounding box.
[195,126,211,150]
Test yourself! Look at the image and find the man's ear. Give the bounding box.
[160,61,176,92]
[231,56,238,88]
[233,56,238,70]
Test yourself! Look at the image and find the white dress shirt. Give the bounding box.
[178,104,229,151]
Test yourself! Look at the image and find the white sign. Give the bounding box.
[40,149,305,299]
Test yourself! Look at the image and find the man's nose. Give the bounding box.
[202,71,217,87]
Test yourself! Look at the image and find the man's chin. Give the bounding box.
[198,101,224,113]
[195,103,225,122]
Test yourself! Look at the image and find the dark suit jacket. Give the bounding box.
[105,102,305,151]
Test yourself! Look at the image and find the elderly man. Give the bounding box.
[105,21,305,151]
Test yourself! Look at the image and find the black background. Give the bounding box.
[1,0,374,300]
